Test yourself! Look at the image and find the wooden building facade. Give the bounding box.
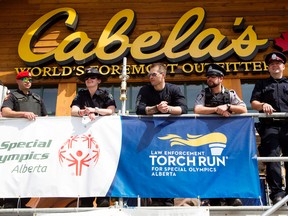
[0,0,288,116]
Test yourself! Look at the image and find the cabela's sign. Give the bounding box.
[14,61,267,79]
[17,7,272,78]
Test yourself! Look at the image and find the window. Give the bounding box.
[241,81,258,113]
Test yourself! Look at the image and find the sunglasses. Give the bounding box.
[148,72,162,77]
[20,77,32,82]
[85,76,99,81]
[206,75,220,79]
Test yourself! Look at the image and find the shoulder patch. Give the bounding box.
[196,93,204,101]
[3,94,11,101]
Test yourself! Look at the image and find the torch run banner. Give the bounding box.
[0,115,260,198]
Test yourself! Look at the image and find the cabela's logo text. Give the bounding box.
[18,7,269,67]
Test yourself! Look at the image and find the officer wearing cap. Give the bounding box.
[194,63,247,206]
[70,67,116,207]
[1,71,47,120]
[71,67,116,119]
[250,51,288,205]
[0,71,47,208]
[194,63,247,117]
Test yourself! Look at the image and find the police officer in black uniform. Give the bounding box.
[71,67,116,120]
[250,51,288,205]
[136,62,187,116]
[1,70,47,208]
[136,62,187,206]
[71,67,116,207]
[194,63,247,206]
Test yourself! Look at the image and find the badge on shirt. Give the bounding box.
[108,93,114,100]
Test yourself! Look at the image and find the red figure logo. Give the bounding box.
[58,134,100,176]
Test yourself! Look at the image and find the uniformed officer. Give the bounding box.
[70,67,116,207]
[194,63,247,117]
[136,62,188,115]
[71,67,116,120]
[1,71,47,120]
[135,62,188,206]
[250,51,288,205]
[194,63,247,206]
[0,71,48,208]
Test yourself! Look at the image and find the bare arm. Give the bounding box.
[229,104,247,114]
[92,105,115,116]
[71,105,83,117]
[145,101,183,115]
[251,100,275,115]
[194,104,247,117]
[194,105,217,115]
[71,105,115,119]
[1,107,39,120]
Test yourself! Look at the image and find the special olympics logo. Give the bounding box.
[58,134,100,176]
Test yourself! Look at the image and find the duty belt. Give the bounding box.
[260,118,288,126]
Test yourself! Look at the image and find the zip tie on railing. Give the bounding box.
[259,195,264,208]
[17,196,21,209]
[137,195,141,207]
[16,196,21,214]
[76,195,80,209]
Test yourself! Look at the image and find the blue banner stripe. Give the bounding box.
[109,116,260,198]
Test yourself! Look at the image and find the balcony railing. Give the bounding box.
[0,112,287,216]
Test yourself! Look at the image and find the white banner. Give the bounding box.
[0,116,122,198]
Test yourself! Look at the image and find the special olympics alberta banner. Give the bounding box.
[0,115,260,199]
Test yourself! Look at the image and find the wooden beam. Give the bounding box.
[55,83,77,116]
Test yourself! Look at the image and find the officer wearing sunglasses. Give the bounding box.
[70,68,116,207]
[136,62,187,115]
[71,67,116,122]
[0,70,47,208]
[1,70,47,121]
[135,63,187,206]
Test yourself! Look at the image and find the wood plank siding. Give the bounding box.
[0,0,288,115]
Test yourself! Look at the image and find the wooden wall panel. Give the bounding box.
[0,0,288,114]
[0,0,287,76]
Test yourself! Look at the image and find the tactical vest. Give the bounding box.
[204,87,230,107]
[12,91,42,116]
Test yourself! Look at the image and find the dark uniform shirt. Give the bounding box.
[71,88,116,111]
[135,83,188,115]
[250,76,288,112]
[1,89,47,116]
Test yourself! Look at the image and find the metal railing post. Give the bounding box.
[261,195,288,216]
